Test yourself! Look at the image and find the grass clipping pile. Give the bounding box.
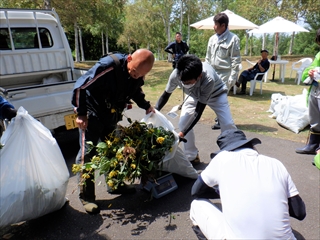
[72,120,175,190]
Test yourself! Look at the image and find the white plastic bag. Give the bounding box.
[0,107,69,227]
[161,146,198,179]
[276,89,309,133]
[141,109,179,162]
[141,110,198,179]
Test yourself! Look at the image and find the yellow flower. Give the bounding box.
[72,164,82,174]
[107,180,114,187]
[82,173,91,179]
[106,140,112,147]
[92,156,100,162]
[111,108,116,113]
[130,163,136,169]
[108,170,117,178]
[116,152,123,160]
[156,137,165,144]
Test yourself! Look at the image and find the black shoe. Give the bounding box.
[192,225,207,240]
[211,123,220,130]
[190,154,201,166]
[238,91,246,95]
[107,184,136,194]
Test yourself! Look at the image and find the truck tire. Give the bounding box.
[53,126,79,145]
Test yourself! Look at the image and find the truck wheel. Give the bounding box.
[53,127,79,145]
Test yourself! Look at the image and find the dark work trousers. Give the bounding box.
[238,70,256,92]
[75,115,117,201]
[172,60,176,69]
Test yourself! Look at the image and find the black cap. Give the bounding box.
[261,49,269,53]
[214,129,261,154]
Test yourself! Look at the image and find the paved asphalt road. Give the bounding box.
[1,107,319,240]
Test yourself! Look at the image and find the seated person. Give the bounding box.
[236,49,270,95]
[190,129,306,240]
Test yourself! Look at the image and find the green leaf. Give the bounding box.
[97,142,107,148]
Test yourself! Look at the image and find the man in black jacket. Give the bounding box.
[165,32,189,69]
[71,49,155,214]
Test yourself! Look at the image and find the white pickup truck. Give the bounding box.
[0,8,86,139]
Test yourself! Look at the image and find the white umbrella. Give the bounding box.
[248,16,309,34]
[248,16,309,80]
[190,9,258,30]
[248,16,309,55]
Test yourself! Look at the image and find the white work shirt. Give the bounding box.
[201,148,299,239]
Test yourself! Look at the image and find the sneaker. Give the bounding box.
[238,91,246,95]
[190,154,201,166]
[107,184,136,195]
[80,199,100,214]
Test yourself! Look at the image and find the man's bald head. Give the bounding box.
[127,49,155,79]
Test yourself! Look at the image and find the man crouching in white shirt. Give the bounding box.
[190,129,306,240]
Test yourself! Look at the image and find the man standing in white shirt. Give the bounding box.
[190,129,306,239]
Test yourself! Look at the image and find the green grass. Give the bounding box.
[75,57,311,144]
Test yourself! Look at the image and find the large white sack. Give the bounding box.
[275,89,309,133]
[0,107,69,227]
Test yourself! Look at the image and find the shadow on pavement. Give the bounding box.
[236,124,278,133]
[1,203,108,240]
[95,174,196,237]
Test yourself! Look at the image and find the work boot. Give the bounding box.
[80,198,100,214]
[107,184,136,194]
[296,132,320,155]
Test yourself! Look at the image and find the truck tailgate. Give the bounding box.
[5,81,76,118]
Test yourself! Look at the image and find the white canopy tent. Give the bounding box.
[190,9,258,55]
[248,16,309,56]
[190,9,259,30]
